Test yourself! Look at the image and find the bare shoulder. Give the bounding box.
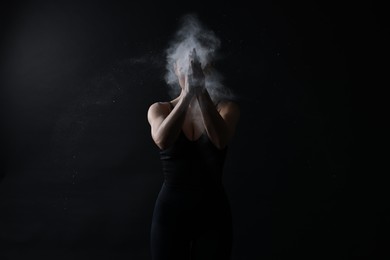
[147,102,171,122]
[217,100,240,116]
[148,101,171,112]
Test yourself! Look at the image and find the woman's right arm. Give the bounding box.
[147,93,193,149]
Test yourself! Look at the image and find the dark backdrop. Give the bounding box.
[0,1,380,259]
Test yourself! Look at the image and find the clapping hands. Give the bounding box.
[184,48,205,95]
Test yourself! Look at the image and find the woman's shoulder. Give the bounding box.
[217,99,240,111]
[149,101,172,107]
[148,101,172,114]
[147,101,172,123]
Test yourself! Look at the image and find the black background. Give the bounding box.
[0,0,383,259]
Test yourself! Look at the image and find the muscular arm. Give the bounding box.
[147,93,193,149]
[197,89,240,149]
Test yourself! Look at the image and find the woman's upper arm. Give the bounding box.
[218,101,240,141]
[147,103,167,136]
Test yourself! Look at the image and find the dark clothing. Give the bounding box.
[160,130,227,189]
[150,102,233,260]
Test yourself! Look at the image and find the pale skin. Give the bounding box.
[147,49,240,150]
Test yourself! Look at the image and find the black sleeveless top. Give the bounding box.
[159,102,228,190]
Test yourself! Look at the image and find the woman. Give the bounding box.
[147,16,240,260]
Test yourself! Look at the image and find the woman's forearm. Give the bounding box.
[153,93,193,148]
[196,89,229,149]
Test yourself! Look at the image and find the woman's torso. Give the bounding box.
[171,98,207,141]
[159,101,227,190]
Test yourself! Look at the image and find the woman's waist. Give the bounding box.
[161,162,223,180]
[163,179,224,191]
[159,180,229,205]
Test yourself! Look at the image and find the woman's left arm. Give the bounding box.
[197,90,240,149]
[189,49,240,149]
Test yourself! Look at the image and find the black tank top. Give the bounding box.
[159,102,228,190]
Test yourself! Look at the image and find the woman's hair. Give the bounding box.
[164,13,235,103]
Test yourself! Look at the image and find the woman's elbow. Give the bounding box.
[155,141,168,150]
[215,143,227,150]
[213,137,229,150]
[153,135,169,150]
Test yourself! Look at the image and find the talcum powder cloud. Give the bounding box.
[164,13,235,103]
